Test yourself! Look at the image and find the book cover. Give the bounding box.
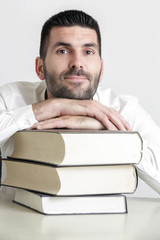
[9,129,143,166]
[13,188,128,215]
[1,159,138,195]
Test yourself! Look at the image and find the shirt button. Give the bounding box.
[25,120,30,125]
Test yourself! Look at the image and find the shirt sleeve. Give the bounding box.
[0,88,37,146]
[122,99,160,194]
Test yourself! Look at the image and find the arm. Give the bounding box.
[0,105,37,146]
[0,82,130,147]
[0,84,37,146]
[32,98,131,130]
[123,101,160,194]
[31,115,106,130]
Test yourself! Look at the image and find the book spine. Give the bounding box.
[135,166,138,190]
[124,195,128,213]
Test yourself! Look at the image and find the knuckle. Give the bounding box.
[108,107,116,114]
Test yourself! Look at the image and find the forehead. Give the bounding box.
[48,26,99,46]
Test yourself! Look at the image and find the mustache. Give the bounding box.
[61,68,92,80]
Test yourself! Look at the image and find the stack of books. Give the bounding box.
[0,129,143,215]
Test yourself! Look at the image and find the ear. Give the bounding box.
[35,57,45,80]
[99,59,104,82]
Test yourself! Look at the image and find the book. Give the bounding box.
[1,159,137,195]
[13,188,127,215]
[9,129,143,166]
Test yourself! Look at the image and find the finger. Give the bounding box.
[86,106,125,130]
[74,100,121,130]
[104,108,132,131]
[110,109,132,130]
[86,101,131,131]
[97,113,119,130]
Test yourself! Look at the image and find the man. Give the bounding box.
[0,10,160,194]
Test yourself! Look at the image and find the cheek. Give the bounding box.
[87,59,101,73]
[45,56,68,73]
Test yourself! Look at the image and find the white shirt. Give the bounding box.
[1,81,160,194]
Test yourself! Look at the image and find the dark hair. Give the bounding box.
[40,10,101,60]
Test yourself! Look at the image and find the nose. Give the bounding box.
[69,52,83,69]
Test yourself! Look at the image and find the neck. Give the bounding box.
[45,88,55,99]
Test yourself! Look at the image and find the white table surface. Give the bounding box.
[0,193,160,240]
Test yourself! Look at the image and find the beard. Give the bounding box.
[43,63,101,100]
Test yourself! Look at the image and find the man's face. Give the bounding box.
[43,26,103,99]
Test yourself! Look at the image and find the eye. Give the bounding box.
[57,49,69,54]
[85,50,94,55]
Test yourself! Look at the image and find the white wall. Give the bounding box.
[0,0,160,198]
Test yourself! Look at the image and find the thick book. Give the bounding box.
[1,159,137,195]
[9,129,143,166]
[13,188,127,215]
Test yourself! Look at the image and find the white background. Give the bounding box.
[0,0,160,198]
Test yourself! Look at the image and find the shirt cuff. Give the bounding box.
[12,105,38,130]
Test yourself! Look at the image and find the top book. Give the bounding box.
[9,129,143,166]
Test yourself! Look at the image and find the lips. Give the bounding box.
[62,68,92,82]
[65,75,87,79]
[64,75,89,83]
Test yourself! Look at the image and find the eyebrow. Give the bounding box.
[51,41,98,50]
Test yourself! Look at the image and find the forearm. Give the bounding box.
[31,115,105,130]
[32,98,59,122]
[32,98,131,131]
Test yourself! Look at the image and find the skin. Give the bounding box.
[31,26,131,131]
